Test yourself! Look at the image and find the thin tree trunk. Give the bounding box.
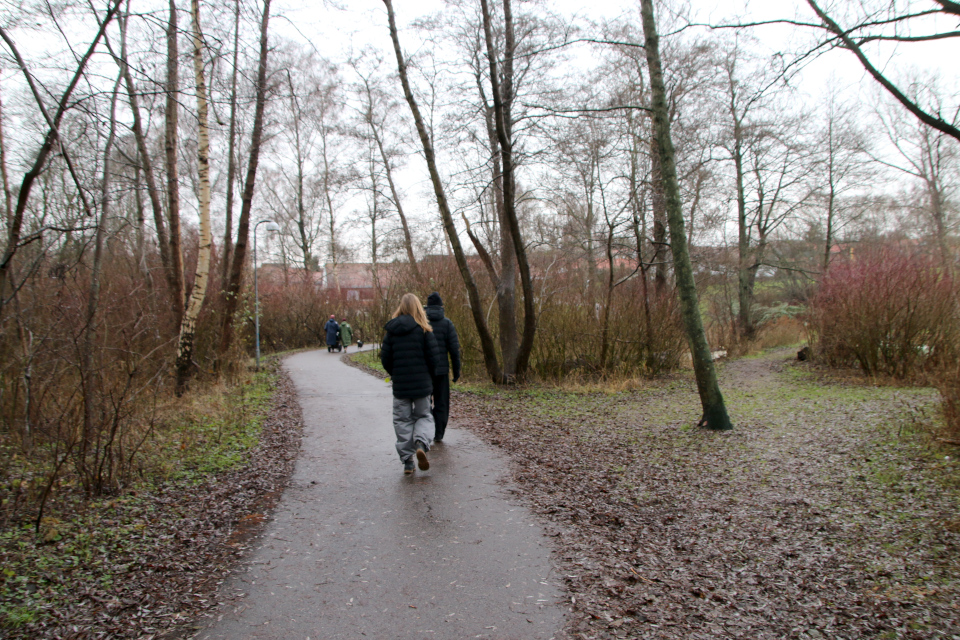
[629,120,655,365]
[175,0,213,395]
[114,8,172,291]
[133,162,147,276]
[81,70,122,487]
[640,0,732,430]
[462,209,499,287]
[373,127,418,276]
[599,222,615,371]
[285,71,313,272]
[218,0,272,360]
[318,107,342,292]
[650,135,668,294]
[369,149,380,268]
[360,76,419,277]
[382,0,503,382]
[476,68,518,376]
[821,117,836,275]
[221,0,241,291]
[0,85,12,228]
[732,99,753,340]
[929,178,950,271]
[165,0,185,328]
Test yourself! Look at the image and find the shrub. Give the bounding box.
[938,364,960,441]
[809,246,957,378]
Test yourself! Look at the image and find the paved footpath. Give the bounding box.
[196,348,566,640]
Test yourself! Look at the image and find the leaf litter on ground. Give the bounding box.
[454,349,960,639]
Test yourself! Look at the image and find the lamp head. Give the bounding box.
[265,222,280,232]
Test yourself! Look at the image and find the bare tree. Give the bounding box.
[641,0,732,430]
[218,0,273,361]
[354,61,420,277]
[164,0,185,328]
[175,0,213,394]
[80,66,123,487]
[111,5,173,297]
[718,44,811,339]
[382,0,504,382]
[813,89,871,274]
[0,0,123,321]
[220,0,242,292]
[874,79,959,271]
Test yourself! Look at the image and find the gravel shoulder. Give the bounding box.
[455,349,960,639]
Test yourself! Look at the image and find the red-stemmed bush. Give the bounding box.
[810,246,957,378]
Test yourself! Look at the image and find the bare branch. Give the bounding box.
[805,0,960,143]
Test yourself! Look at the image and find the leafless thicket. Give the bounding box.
[1,0,958,514]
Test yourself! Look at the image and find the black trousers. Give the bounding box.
[431,374,450,440]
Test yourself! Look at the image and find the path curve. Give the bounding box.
[196,348,566,639]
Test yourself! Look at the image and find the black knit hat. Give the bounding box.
[427,292,442,306]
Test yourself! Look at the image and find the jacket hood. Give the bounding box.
[384,314,420,336]
[427,292,443,306]
[425,304,445,321]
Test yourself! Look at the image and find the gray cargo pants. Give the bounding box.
[393,396,434,462]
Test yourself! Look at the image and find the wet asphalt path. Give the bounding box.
[196,348,565,640]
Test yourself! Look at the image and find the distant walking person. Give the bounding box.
[324,315,339,353]
[339,317,353,352]
[424,292,461,442]
[381,293,440,475]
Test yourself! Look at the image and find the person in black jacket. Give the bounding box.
[424,292,461,442]
[380,293,441,475]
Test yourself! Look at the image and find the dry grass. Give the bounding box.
[753,315,808,350]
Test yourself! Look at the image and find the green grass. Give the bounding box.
[352,350,387,376]
[164,367,274,482]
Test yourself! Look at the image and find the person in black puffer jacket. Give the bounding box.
[380,293,441,475]
[424,292,461,442]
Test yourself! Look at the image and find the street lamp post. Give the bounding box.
[254,219,280,370]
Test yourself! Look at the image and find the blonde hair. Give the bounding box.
[392,293,433,332]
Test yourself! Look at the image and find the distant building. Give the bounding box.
[323,262,408,301]
[258,264,324,288]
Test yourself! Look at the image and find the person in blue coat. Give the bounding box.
[380,293,441,475]
[324,315,339,352]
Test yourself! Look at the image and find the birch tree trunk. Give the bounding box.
[175,0,213,395]
[640,0,732,430]
[0,85,11,229]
